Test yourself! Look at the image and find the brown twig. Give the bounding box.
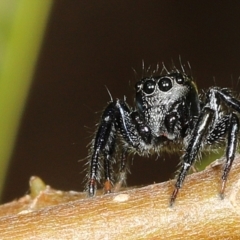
[1,156,240,239]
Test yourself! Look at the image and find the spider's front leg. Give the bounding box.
[170,87,240,206]
[220,113,239,197]
[88,99,141,197]
[88,101,116,197]
[170,107,214,206]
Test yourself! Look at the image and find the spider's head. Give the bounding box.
[135,71,200,138]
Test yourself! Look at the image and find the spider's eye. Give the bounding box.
[135,82,142,92]
[158,77,172,92]
[176,74,184,84]
[143,79,156,94]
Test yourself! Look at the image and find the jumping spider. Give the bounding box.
[86,64,240,206]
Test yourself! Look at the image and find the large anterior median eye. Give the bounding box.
[158,77,172,92]
[143,79,156,94]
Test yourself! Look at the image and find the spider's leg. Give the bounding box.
[216,88,240,112]
[221,113,239,197]
[205,113,239,197]
[205,88,240,197]
[103,150,115,194]
[114,149,128,192]
[170,107,214,206]
[110,101,149,192]
[88,99,142,197]
[88,101,117,197]
[171,87,240,206]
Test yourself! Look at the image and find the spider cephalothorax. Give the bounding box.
[135,72,199,141]
[86,64,240,206]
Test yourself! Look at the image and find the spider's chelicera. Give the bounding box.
[86,64,240,206]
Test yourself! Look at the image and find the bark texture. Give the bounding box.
[1,156,240,239]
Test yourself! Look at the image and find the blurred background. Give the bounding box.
[1,1,240,203]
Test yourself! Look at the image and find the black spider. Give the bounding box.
[86,64,240,206]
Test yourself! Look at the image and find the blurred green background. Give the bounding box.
[0,1,240,203]
[0,0,53,201]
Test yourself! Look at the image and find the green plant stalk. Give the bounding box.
[0,0,53,200]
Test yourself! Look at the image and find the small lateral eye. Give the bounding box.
[143,79,156,94]
[135,82,142,92]
[176,74,184,84]
[158,77,172,92]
